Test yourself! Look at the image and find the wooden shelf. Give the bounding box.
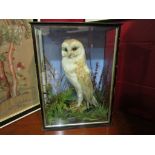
[0,109,155,135]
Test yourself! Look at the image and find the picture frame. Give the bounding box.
[0,19,40,128]
[31,22,120,129]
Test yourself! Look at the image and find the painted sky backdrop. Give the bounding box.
[41,26,107,94]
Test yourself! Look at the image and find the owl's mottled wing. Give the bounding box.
[76,65,94,100]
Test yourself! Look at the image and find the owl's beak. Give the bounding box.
[68,52,72,58]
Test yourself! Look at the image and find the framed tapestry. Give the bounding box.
[31,22,120,129]
[0,19,40,128]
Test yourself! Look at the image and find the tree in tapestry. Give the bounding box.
[0,19,31,103]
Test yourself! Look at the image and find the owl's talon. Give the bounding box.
[76,104,81,107]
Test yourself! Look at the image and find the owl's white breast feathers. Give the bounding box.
[62,56,83,92]
[62,53,85,73]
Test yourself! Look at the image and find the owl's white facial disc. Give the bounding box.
[61,39,85,58]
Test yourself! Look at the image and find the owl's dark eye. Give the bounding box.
[72,47,78,51]
[63,47,68,52]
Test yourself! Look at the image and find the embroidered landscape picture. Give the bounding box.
[0,20,39,127]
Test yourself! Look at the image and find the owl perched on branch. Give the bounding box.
[61,39,98,108]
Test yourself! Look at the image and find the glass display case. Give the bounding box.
[31,22,120,129]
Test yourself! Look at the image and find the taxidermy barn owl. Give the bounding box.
[61,39,98,108]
